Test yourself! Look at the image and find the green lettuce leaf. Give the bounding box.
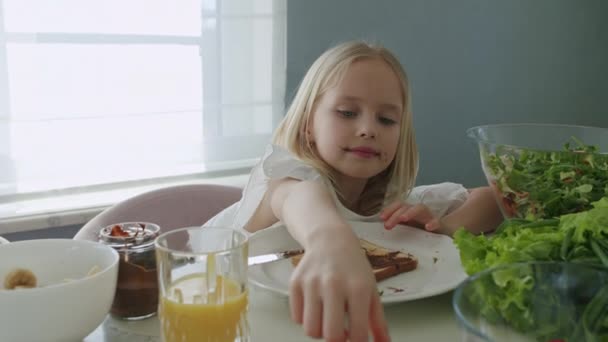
[454,197,608,341]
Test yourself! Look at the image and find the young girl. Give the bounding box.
[205,41,502,342]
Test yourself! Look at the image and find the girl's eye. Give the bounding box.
[379,116,397,126]
[337,110,357,118]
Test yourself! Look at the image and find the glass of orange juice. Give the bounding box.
[155,227,249,342]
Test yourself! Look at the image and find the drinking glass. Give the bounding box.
[155,227,249,342]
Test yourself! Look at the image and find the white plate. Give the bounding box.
[248,221,467,304]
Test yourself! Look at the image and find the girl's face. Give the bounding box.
[309,57,403,184]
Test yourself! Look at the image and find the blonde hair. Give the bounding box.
[273,41,418,214]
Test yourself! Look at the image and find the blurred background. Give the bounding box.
[1,0,607,239]
[287,0,608,186]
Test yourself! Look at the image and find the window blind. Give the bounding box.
[0,0,286,201]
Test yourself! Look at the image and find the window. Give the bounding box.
[0,1,286,209]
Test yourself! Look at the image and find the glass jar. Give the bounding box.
[99,222,160,320]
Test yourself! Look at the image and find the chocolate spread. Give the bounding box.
[99,222,160,320]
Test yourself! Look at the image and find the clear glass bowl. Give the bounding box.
[452,261,608,342]
[467,124,608,220]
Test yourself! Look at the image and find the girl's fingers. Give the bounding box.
[399,204,428,224]
[379,201,406,220]
[303,283,323,338]
[288,278,304,324]
[346,291,370,342]
[322,284,346,342]
[425,218,441,231]
[384,207,410,230]
[369,294,391,342]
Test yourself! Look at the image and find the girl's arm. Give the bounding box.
[269,178,354,245]
[438,186,503,235]
[381,186,503,236]
[264,178,389,342]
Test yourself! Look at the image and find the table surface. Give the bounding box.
[85,285,461,341]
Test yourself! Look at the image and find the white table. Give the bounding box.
[85,285,460,341]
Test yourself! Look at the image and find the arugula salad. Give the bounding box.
[454,197,608,341]
[483,137,608,220]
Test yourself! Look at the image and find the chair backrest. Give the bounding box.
[74,184,242,241]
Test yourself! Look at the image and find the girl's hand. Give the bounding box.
[380,201,441,231]
[288,234,390,342]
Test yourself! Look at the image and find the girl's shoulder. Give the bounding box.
[225,145,324,231]
[260,144,321,182]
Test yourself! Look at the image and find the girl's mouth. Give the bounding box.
[344,146,380,159]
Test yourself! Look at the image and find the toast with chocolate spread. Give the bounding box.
[290,239,417,282]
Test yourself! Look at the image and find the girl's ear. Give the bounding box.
[301,127,315,148]
[302,117,315,142]
[307,129,316,145]
[302,112,316,147]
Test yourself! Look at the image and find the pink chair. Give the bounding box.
[74,184,242,241]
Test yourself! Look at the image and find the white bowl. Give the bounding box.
[0,239,119,342]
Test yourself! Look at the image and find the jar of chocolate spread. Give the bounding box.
[99,222,160,320]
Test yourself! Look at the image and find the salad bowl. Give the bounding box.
[453,261,608,342]
[467,123,608,220]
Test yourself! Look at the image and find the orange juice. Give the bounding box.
[159,273,248,342]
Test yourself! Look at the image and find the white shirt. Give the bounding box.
[203,145,469,235]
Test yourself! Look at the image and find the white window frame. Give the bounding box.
[0,1,286,233]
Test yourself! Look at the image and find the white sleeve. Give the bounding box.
[202,202,247,232]
[229,145,321,230]
[404,182,469,218]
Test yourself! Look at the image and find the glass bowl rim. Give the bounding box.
[466,123,608,154]
[452,260,608,341]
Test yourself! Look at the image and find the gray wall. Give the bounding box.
[6,1,608,239]
[287,0,608,187]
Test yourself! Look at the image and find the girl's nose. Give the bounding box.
[359,130,376,138]
[358,122,377,139]
[357,113,379,138]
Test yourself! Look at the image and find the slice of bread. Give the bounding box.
[290,239,418,282]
